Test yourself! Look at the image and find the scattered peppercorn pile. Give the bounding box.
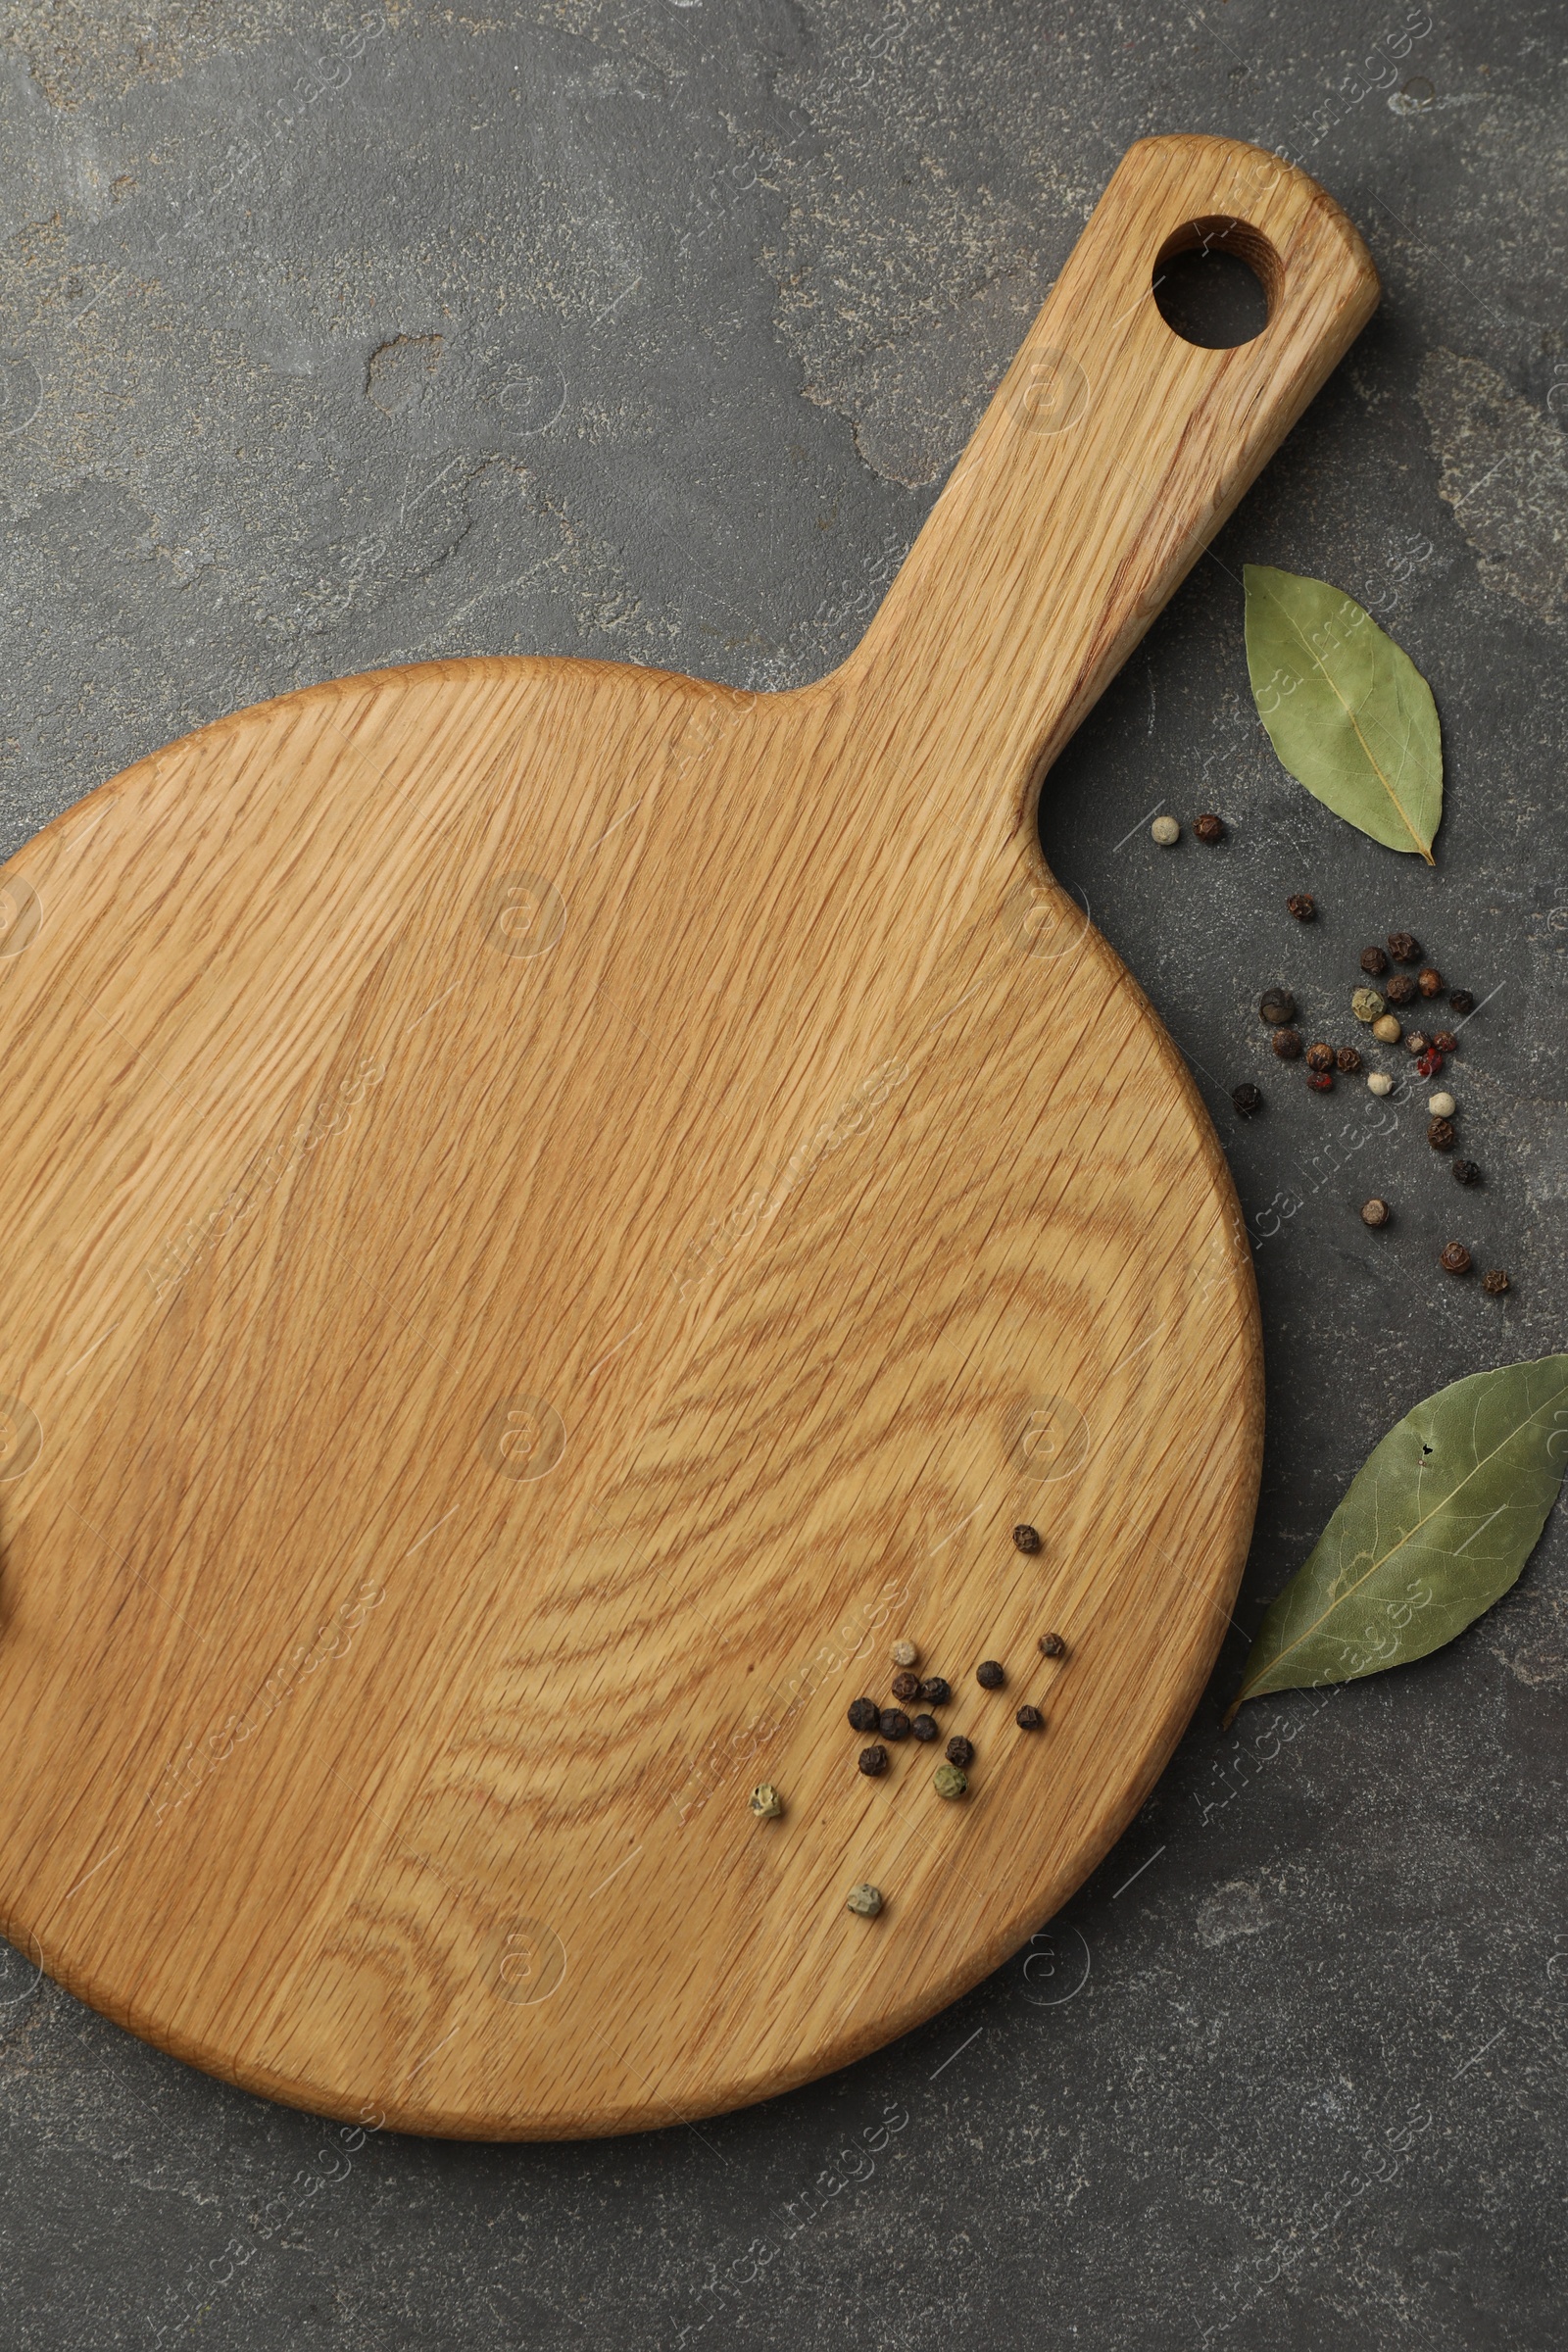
[1235,922,1509,1297]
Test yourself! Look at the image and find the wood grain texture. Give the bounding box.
[0,137,1377,2137]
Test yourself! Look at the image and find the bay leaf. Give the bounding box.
[1226,1354,1568,1724]
[1244,564,1443,862]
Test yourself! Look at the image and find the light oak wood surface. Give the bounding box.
[0,136,1377,2137]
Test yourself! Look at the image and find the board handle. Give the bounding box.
[843,134,1379,825]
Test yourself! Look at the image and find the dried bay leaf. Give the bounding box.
[1226,1354,1568,1723]
[1244,564,1443,861]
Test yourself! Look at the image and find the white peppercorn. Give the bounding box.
[890,1640,918,1668]
[1151,814,1180,846]
[1372,1014,1402,1045]
[1428,1091,1456,1118]
[1366,1071,1394,1097]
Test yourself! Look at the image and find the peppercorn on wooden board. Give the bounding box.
[0,136,1377,2137]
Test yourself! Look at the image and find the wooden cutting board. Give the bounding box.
[0,135,1376,2138]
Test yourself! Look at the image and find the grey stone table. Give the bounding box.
[1,5,1564,2346]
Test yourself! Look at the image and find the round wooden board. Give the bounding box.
[0,135,1376,2135]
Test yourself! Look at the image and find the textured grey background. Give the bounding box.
[1,4,1566,2347]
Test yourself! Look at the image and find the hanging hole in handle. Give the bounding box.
[1152,217,1279,349]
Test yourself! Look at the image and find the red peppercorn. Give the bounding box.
[1307,1070,1334,1092]
[1432,1029,1458,1055]
[1415,1051,1444,1079]
[1271,1028,1302,1061]
[1440,1242,1472,1275]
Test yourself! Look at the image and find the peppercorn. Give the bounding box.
[847,1882,883,1916]
[1336,1045,1362,1073]
[1367,1071,1394,1097]
[945,1735,974,1767]
[1038,1633,1067,1658]
[976,1660,1005,1690]
[1151,814,1180,845]
[1428,1117,1456,1152]
[1359,946,1389,975]
[890,1640,918,1668]
[1415,1051,1444,1080]
[1452,1158,1482,1186]
[891,1669,920,1704]
[1259,988,1297,1026]
[934,1762,968,1799]
[1417,967,1444,998]
[1404,1031,1429,1057]
[1305,1041,1335,1072]
[1231,1082,1263,1117]
[1360,1198,1392,1228]
[1448,989,1475,1015]
[918,1677,952,1706]
[1432,1029,1458,1055]
[1012,1523,1042,1553]
[1388,931,1422,963]
[1386,973,1417,1006]
[1272,1028,1302,1061]
[1427,1091,1456,1118]
[1372,1014,1402,1045]
[1287,892,1316,920]
[879,1706,910,1740]
[911,1711,940,1741]
[1440,1242,1472,1275]
[1307,1070,1334,1093]
[1483,1268,1510,1296]
[750,1783,783,1819]
[1015,1704,1045,1731]
[848,1696,880,1733]
[1195,812,1226,844]
[1351,987,1386,1023]
[858,1743,888,1776]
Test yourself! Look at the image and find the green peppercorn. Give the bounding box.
[934,1762,968,1799]
[749,1783,783,1819]
[847,1883,883,1917]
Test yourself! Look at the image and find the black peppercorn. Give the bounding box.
[1194,811,1226,844]
[1287,892,1316,920]
[879,1706,910,1740]
[1388,931,1422,963]
[1259,988,1297,1026]
[1452,1158,1482,1186]
[1271,1028,1302,1061]
[1015,1704,1045,1731]
[1231,1082,1263,1117]
[848,1696,880,1733]
[1432,1028,1458,1055]
[1447,988,1475,1015]
[1417,966,1444,998]
[1440,1242,1472,1275]
[890,1669,921,1703]
[976,1660,1005,1690]
[1305,1041,1335,1072]
[1483,1268,1510,1296]
[1360,1198,1392,1228]
[858,1742,888,1776]
[1038,1633,1067,1658]
[1012,1523,1042,1553]
[911,1711,940,1741]
[1385,972,1417,1006]
[918,1677,952,1706]
[1336,1045,1361,1073]
[1428,1116,1456,1152]
[945,1735,974,1768]
[1359,946,1389,975]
